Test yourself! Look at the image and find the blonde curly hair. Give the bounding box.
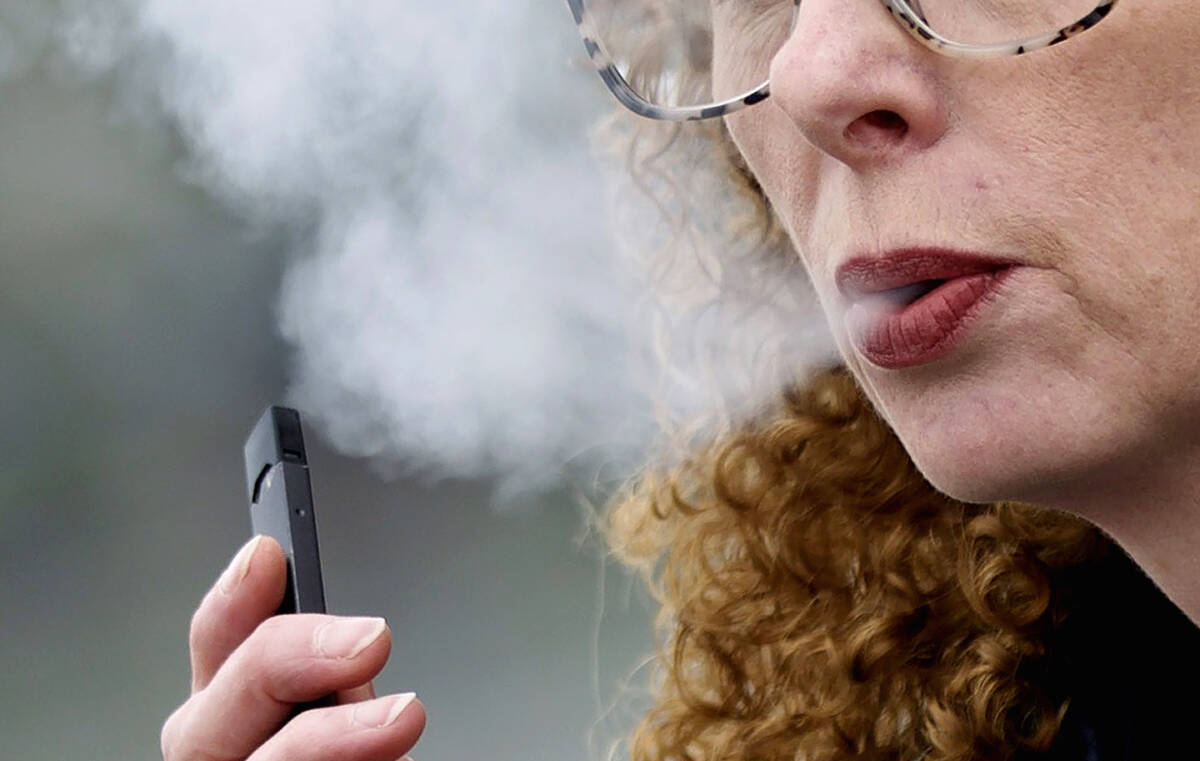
[583,32,1128,758]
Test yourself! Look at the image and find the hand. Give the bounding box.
[161,535,426,761]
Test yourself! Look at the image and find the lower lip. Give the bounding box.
[847,268,1016,369]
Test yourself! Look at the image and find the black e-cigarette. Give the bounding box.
[243,406,335,713]
[243,406,326,615]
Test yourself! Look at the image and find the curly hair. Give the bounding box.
[582,13,1126,758]
[603,365,1115,761]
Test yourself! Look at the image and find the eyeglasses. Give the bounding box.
[565,0,1118,121]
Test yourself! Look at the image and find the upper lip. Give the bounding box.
[835,247,1021,302]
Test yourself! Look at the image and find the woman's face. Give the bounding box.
[722,0,1200,511]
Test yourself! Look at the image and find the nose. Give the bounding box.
[769,0,950,169]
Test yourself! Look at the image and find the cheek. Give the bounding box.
[724,107,851,347]
[722,109,773,193]
[724,105,821,246]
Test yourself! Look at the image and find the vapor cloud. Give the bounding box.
[32,0,838,499]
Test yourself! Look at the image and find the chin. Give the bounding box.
[889,410,1114,510]
[903,448,1027,505]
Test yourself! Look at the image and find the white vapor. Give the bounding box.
[40,0,838,499]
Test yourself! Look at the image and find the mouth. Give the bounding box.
[835,248,1021,308]
[868,278,949,309]
[835,248,1024,369]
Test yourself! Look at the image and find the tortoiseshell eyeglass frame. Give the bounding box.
[565,0,1119,122]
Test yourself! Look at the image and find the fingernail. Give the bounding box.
[219,536,263,596]
[315,617,387,659]
[353,692,418,728]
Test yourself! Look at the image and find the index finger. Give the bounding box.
[189,535,287,693]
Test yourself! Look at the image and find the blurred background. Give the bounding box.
[0,1,658,759]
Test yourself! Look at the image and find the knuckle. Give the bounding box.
[250,613,295,646]
[159,711,178,759]
[269,707,343,759]
[187,602,214,656]
[242,616,290,665]
[238,616,333,702]
[270,656,331,700]
[160,699,192,761]
[229,636,275,692]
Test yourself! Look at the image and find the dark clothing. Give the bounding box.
[1047,546,1200,760]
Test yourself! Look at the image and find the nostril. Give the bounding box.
[845,109,909,147]
[864,110,906,131]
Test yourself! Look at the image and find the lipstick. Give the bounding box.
[836,249,1020,369]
